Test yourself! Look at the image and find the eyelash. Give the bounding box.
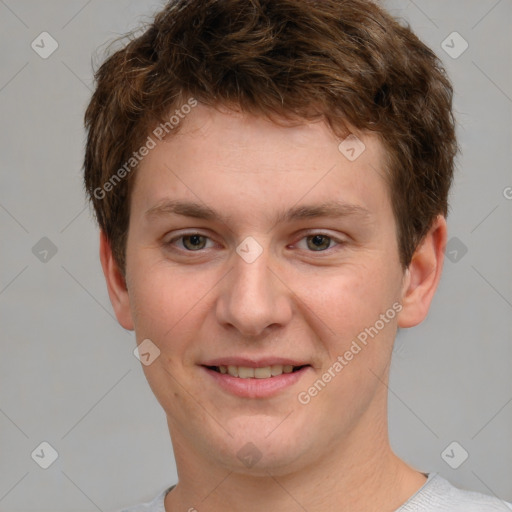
[164,231,347,254]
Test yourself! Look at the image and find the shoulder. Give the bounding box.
[399,473,512,512]
[114,485,175,512]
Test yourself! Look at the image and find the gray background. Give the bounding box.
[0,0,511,510]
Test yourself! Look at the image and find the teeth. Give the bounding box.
[271,365,283,376]
[238,367,255,378]
[216,364,302,378]
[254,367,272,379]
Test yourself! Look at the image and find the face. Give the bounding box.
[104,104,436,476]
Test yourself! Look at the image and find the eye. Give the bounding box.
[167,233,215,251]
[164,231,346,254]
[296,233,345,252]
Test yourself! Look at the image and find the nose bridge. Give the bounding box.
[216,240,291,336]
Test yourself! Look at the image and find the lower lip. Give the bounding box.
[201,366,310,398]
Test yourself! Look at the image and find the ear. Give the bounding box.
[397,215,447,328]
[99,230,134,330]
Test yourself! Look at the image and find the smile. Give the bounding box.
[207,364,308,379]
[201,362,311,398]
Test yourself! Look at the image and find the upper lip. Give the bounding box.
[201,357,309,367]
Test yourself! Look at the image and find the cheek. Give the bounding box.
[127,267,186,338]
[299,262,396,329]
[127,261,222,357]
[303,269,398,388]
[296,261,401,379]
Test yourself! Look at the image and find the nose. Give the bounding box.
[215,244,293,338]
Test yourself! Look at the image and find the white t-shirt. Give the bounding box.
[117,472,512,511]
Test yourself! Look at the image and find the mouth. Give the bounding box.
[200,361,311,398]
[204,364,309,379]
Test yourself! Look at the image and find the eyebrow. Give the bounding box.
[145,199,371,225]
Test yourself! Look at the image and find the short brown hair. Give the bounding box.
[83,0,458,275]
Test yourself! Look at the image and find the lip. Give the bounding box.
[200,364,311,399]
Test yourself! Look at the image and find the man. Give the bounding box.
[83,0,511,510]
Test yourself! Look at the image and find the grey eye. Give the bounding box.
[306,234,332,251]
[181,234,208,250]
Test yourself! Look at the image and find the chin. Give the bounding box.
[213,420,315,476]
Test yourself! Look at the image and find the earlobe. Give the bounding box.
[99,230,134,331]
[397,215,447,328]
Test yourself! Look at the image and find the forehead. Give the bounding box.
[131,104,391,224]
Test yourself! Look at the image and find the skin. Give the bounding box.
[100,103,447,512]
